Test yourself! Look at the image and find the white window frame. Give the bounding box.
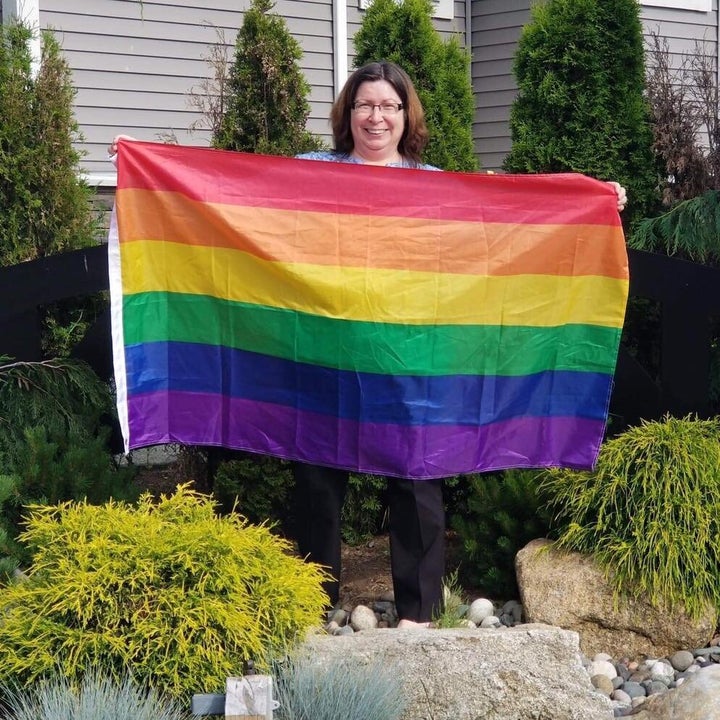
[2,0,41,76]
[640,0,711,12]
[359,0,453,21]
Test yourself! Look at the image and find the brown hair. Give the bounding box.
[330,61,429,164]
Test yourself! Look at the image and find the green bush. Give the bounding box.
[450,470,552,599]
[0,357,135,571]
[341,473,387,545]
[1,673,189,720]
[212,453,294,532]
[214,0,323,155]
[0,485,329,699]
[541,416,720,619]
[0,21,97,266]
[629,190,720,266]
[353,0,478,171]
[0,426,137,568]
[274,655,407,720]
[503,0,658,229]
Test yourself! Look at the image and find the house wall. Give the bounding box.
[471,0,719,171]
[39,0,466,185]
[31,0,720,179]
[40,0,337,182]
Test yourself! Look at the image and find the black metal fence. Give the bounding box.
[0,245,717,426]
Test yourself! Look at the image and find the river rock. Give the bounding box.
[631,664,720,720]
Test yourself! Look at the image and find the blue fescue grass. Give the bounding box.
[1,673,190,720]
[274,655,407,720]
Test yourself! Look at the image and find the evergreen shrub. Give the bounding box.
[541,416,720,620]
[629,190,720,266]
[214,0,324,155]
[503,0,658,229]
[0,357,135,571]
[0,485,329,699]
[1,673,189,720]
[0,21,97,266]
[212,453,294,533]
[341,473,387,545]
[450,470,552,599]
[353,0,478,171]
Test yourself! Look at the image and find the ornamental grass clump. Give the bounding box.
[1,672,189,720]
[0,485,329,700]
[541,416,720,620]
[274,655,407,720]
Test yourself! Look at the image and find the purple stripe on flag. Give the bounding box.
[128,391,604,478]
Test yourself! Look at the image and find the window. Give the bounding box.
[359,0,453,21]
[641,0,711,11]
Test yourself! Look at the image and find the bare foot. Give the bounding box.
[397,619,432,629]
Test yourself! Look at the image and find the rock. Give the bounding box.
[612,689,631,704]
[328,607,348,625]
[467,598,495,625]
[623,680,647,698]
[515,539,716,658]
[649,661,674,684]
[302,626,613,720]
[480,615,501,629]
[630,664,720,720]
[349,604,378,631]
[592,674,614,696]
[588,660,618,680]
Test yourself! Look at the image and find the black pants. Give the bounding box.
[293,463,445,622]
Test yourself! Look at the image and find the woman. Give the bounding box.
[292,61,626,628]
[109,60,627,628]
[293,62,446,628]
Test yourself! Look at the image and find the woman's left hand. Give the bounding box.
[606,181,627,213]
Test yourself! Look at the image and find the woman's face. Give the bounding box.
[350,80,405,162]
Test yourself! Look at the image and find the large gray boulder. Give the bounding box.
[515,539,715,658]
[631,664,720,720]
[303,626,613,720]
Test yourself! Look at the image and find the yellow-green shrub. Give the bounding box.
[0,485,329,700]
[541,416,720,620]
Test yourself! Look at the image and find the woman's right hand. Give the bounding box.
[108,134,138,164]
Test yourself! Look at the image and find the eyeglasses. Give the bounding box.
[351,102,404,116]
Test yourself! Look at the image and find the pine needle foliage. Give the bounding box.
[274,655,407,720]
[629,190,720,266]
[213,454,294,533]
[450,469,552,599]
[214,0,323,155]
[353,0,478,171]
[0,20,97,266]
[541,416,720,620]
[0,356,134,570]
[0,485,329,700]
[0,356,112,451]
[1,672,189,720]
[503,0,658,229]
[341,473,387,545]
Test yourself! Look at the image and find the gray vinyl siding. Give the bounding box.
[471,0,530,171]
[642,1,718,72]
[35,0,720,180]
[40,0,334,179]
[471,0,719,172]
[41,0,463,181]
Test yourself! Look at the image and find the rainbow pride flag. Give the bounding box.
[109,141,628,479]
